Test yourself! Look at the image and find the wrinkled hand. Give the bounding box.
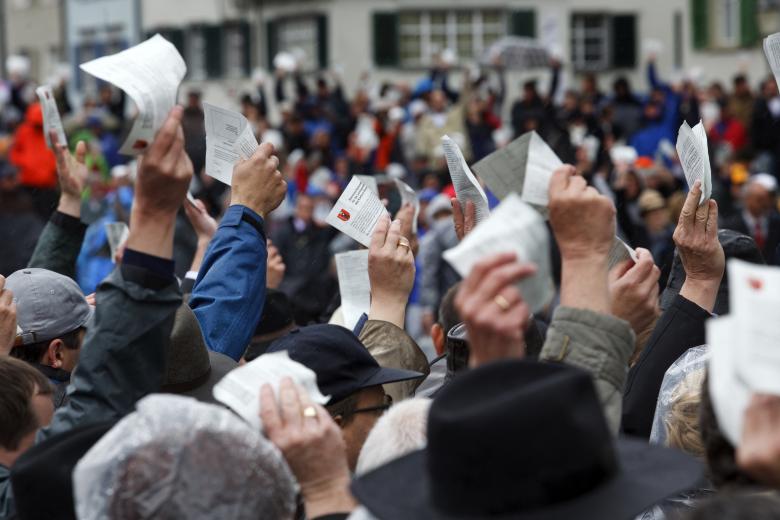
[367,216,415,328]
[452,198,476,242]
[0,276,16,356]
[394,202,419,256]
[266,240,286,289]
[261,378,355,517]
[549,165,616,261]
[737,394,780,488]
[231,142,287,218]
[52,131,87,217]
[455,252,534,368]
[135,106,193,218]
[608,248,660,334]
[184,198,217,243]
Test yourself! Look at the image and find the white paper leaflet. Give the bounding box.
[35,86,66,148]
[203,102,259,185]
[607,237,639,270]
[80,34,186,156]
[186,191,198,206]
[764,33,780,92]
[675,121,711,204]
[443,193,554,313]
[441,135,490,224]
[707,315,747,445]
[394,178,420,233]
[104,222,129,262]
[326,176,389,247]
[335,250,371,330]
[212,351,329,430]
[355,175,379,196]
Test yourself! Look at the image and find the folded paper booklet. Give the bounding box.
[355,175,379,196]
[80,34,186,156]
[326,175,390,247]
[607,237,639,270]
[676,120,711,204]
[35,85,67,149]
[335,249,371,330]
[212,351,329,430]
[203,102,259,185]
[443,193,554,313]
[764,32,780,92]
[441,135,490,224]
[471,130,561,214]
[707,315,746,446]
[394,178,420,233]
[104,222,129,262]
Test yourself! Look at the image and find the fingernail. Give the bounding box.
[393,219,400,225]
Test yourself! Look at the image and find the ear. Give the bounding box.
[333,414,344,427]
[46,339,65,369]
[431,323,445,356]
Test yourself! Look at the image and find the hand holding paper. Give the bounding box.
[53,138,87,218]
[230,142,287,218]
[368,216,415,328]
[394,178,420,233]
[326,176,390,247]
[80,34,186,156]
[441,135,490,223]
[204,102,259,185]
[104,222,129,263]
[675,120,711,204]
[35,85,66,149]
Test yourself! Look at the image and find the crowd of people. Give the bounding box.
[1,43,780,519]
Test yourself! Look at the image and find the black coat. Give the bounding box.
[721,212,780,265]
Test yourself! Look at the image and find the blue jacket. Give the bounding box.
[189,205,268,361]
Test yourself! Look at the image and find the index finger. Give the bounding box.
[0,274,5,292]
[252,142,275,162]
[370,214,391,251]
[462,252,518,294]
[259,384,282,436]
[549,165,575,197]
[147,106,184,161]
[678,180,702,230]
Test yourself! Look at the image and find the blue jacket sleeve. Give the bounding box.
[189,205,267,361]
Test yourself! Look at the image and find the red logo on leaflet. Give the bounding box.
[132,140,148,151]
[337,209,351,222]
[748,277,764,291]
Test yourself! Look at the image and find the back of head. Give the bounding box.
[685,492,780,520]
[356,398,431,475]
[73,394,297,520]
[0,357,52,453]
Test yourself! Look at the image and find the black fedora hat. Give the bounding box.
[352,360,702,519]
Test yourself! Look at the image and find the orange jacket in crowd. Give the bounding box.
[10,103,57,189]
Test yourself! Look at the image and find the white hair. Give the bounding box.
[356,397,431,475]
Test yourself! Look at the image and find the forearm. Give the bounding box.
[188,237,211,274]
[28,211,87,279]
[127,208,176,259]
[368,297,405,329]
[560,256,610,315]
[679,277,719,313]
[303,478,357,519]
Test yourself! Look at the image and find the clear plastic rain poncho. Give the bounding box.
[73,394,298,520]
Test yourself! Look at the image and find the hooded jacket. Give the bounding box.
[9,103,57,189]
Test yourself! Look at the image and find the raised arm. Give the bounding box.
[189,143,287,361]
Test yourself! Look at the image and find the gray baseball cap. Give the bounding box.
[7,268,91,346]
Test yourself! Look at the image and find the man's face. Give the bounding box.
[744,184,772,217]
[339,385,388,471]
[295,195,314,224]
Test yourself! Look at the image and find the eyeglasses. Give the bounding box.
[348,394,393,417]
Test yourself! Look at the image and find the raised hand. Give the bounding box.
[452,198,476,242]
[266,240,286,289]
[368,215,415,328]
[184,198,218,243]
[51,130,87,218]
[395,202,419,255]
[608,248,660,336]
[231,142,287,219]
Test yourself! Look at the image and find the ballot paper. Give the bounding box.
[335,250,371,330]
[441,135,490,224]
[35,86,66,149]
[355,175,379,196]
[727,259,780,395]
[326,176,389,247]
[213,351,329,430]
[203,102,259,185]
[443,193,554,313]
[80,35,186,156]
[394,178,420,233]
[185,191,198,207]
[707,316,749,445]
[607,237,639,270]
[104,222,129,262]
[471,130,561,211]
[675,121,711,204]
[764,33,780,91]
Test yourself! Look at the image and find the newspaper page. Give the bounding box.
[335,250,371,330]
[35,86,66,148]
[355,175,379,196]
[104,222,129,262]
[80,34,186,156]
[441,135,490,223]
[764,32,780,91]
[326,176,389,247]
[675,121,711,204]
[212,351,329,429]
[727,259,780,395]
[203,102,259,185]
[607,236,639,270]
[394,178,420,233]
[443,193,554,313]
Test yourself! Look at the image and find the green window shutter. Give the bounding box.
[509,10,536,38]
[611,15,637,68]
[266,19,278,69]
[691,0,709,50]
[316,14,328,69]
[204,25,223,78]
[372,12,399,67]
[740,0,759,47]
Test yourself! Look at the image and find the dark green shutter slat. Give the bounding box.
[509,10,536,38]
[239,21,251,76]
[204,26,223,78]
[611,15,636,68]
[372,12,399,67]
[691,0,708,50]
[316,14,328,69]
[168,29,185,59]
[266,19,278,69]
[740,0,759,47]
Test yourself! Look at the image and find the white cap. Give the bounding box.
[388,106,405,123]
[6,55,30,77]
[273,52,297,72]
[409,99,427,118]
[751,173,778,192]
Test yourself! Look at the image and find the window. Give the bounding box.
[691,0,759,49]
[569,13,636,71]
[714,0,741,47]
[276,17,319,70]
[186,29,208,81]
[224,23,250,79]
[396,10,506,67]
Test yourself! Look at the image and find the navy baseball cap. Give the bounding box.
[267,324,424,404]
